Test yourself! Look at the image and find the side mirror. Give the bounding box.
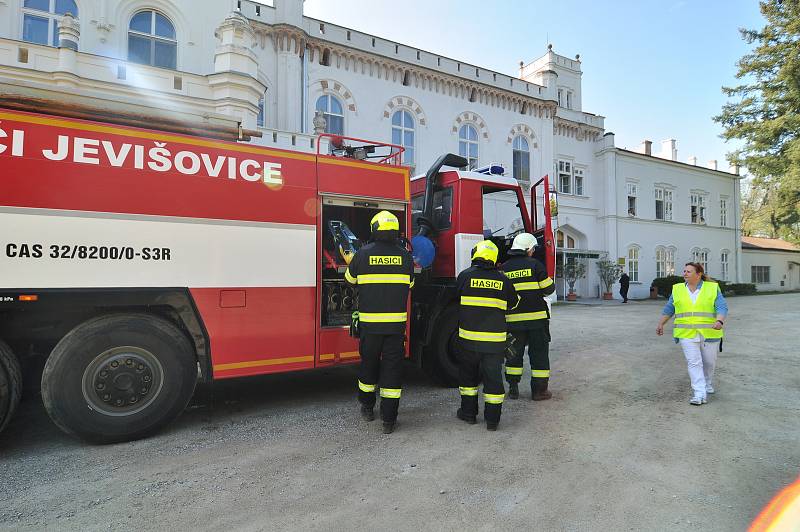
[441,153,468,169]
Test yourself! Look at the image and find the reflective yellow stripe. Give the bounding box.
[459,386,479,396]
[675,323,715,329]
[531,369,550,378]
[344,268,357,284]
[539,277,554,288]
[514,281,542,291]
[357,274,412,284]
[484,393,505,404]
[380,388,402,399]
[409,277,415,289]
[460,296,508,310]
[359,312,408,323]
[506,311,548,322]
[675,311,716,318]
[505,366,523,376]
[358,380,376,392]
[458,328,507,342]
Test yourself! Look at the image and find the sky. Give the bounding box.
[300,0,765,171]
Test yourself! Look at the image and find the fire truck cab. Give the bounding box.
[408,161,554,385]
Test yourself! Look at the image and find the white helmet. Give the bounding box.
[511,232,537,251]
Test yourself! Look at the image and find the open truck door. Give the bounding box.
[530,175,556,277]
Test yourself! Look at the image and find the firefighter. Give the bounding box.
[344,210,414,434]
[500,233,556,400]
[455,240,519,431]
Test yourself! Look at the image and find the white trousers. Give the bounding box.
[678,338,719,397]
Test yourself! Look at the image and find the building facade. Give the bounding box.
[0,0,743,298]
[741,237,800,291]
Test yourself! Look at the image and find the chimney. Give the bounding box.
[661,139,677,161]
[638,139,652,155]
[707,160,718,170]
[687,156,697,166]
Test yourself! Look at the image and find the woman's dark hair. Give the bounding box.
[684,262,710,281]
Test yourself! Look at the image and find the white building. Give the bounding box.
[0,0,743,298]
[741,237,800,291]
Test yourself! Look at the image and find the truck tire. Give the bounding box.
[41,314,198,444]
[0,340,23,436]
[428,305,460,387]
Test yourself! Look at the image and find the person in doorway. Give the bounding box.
[455,240,519,431]
[656,262,728,405]
[619,271,630,303]
[500,233,556,400]
[345,210,414,433]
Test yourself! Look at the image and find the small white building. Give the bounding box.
[0,0,743,298]
[741,237,800,291]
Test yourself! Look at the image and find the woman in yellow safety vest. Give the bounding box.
[656,262,728,405]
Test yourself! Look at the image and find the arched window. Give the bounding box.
[22,0,78,46]
[458,124,478,168]
[556,230,577,249]
[391,110,415,167]
[691,247,709,274]
[512,136,530,182]
[316,95,344,135]
[627,245,640,282]
[655,246,676,279]
[720,249,730,281]
[128,10,177,69]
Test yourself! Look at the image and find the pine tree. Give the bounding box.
[715,0,800,243]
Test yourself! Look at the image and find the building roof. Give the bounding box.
[741,236,800,253]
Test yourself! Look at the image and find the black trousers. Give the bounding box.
[620,286,629,302]
[457,345,505,424]
[506,326,550,385]
[357,333,404,423]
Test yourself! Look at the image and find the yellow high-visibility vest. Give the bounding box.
[672,282,723,339]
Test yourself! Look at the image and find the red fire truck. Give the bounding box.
[0,104,554,443]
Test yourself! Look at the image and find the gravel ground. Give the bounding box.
[1,293,798,531]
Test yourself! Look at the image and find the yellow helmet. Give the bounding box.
[370,210,399,232]
[471,240,499,264]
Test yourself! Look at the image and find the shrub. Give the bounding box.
[650,276,684,298]
[596,259,624,293]
[726,283,757,295]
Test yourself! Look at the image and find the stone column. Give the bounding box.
[55,12,80,83]
[271,26,304,132]
[209,11,266,129]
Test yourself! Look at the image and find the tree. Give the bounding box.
[564,261,586,294]
[596,258,623,294]
[715,0,800,243]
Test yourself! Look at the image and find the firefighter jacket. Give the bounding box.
[345,240,414,335]
[500,250,555,330]
[455,260,519,353]
[672,282,724,340]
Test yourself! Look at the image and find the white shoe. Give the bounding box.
[689,395,707,405]
[706,385,715,394]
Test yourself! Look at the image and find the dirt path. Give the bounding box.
[1,294,798,531]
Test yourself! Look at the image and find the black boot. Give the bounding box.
[456,408,477,424]
[508,382,519,400]
[486,422,498,431]
[531,378,552,401]
[382,421,395,434]
[360,405,375,421]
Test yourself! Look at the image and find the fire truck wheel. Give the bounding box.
[0,340,23,436]
[41,314,198,444]
[429,305,460,388]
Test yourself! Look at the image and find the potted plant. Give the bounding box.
[596,259,624,300]
[564,261,586,301]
